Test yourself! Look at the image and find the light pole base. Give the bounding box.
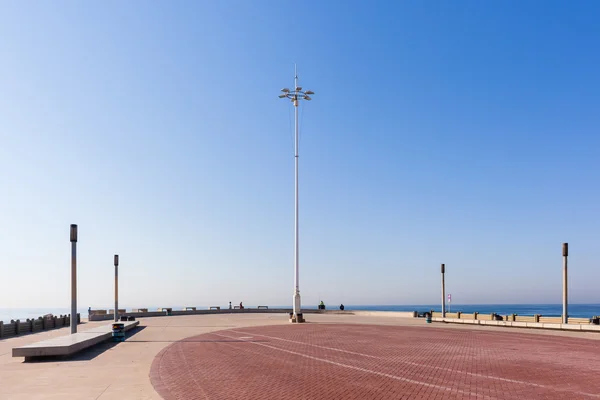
[289,312,305,323]
[290,292,304,323]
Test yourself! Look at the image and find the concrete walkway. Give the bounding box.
[2,312,600,399]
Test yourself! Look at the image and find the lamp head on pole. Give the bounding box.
[70,224,78,242]
[114,254,119,267]
[563,243,568,257]
[441,264,445,274]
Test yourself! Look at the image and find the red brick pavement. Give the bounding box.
[149,324,600,399]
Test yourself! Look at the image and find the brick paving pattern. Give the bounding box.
[149,324,600,399]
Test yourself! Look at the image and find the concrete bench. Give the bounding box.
[257,306,268,309]
[209,306,220,311]
[184,307,196,311]
[12,321,139,361]
[515,316,536,322]
[233,306,240,309]
[569,317,591,324]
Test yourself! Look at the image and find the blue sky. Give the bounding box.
[1,1,599,309]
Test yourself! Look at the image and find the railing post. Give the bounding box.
[0,321,3,337]
[15,320,20,335]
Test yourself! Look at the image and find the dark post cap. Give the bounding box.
[563,243,568,257]
[441,264,445,273]
[114,254,119,266]
[70,224,78,242]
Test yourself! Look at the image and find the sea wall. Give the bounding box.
[87,307,410,321]
[0,314,80,340]
[428,311,597,324]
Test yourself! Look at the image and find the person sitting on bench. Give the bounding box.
[339,304,345,311]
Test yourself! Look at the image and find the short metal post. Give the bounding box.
[563,243,568,324]
[70,224,78,334]
[441,264,446,318]
[114,254,119,322]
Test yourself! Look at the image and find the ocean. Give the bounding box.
[2,304,600,323]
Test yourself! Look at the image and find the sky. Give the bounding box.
[0,1,599,309]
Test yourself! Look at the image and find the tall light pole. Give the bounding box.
[441,264,446,318]
[114,255,119,322]
[70,224,78,334]
[279,67,314,323]
[562,243,568,324]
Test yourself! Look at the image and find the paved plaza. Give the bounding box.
[2,312,600,399]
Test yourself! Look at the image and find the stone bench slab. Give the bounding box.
[12,321,139,358]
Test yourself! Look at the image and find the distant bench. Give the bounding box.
[257,306,268,309]
[569,317,591,324]
[209,306,220,311]
[184,307,196,311]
